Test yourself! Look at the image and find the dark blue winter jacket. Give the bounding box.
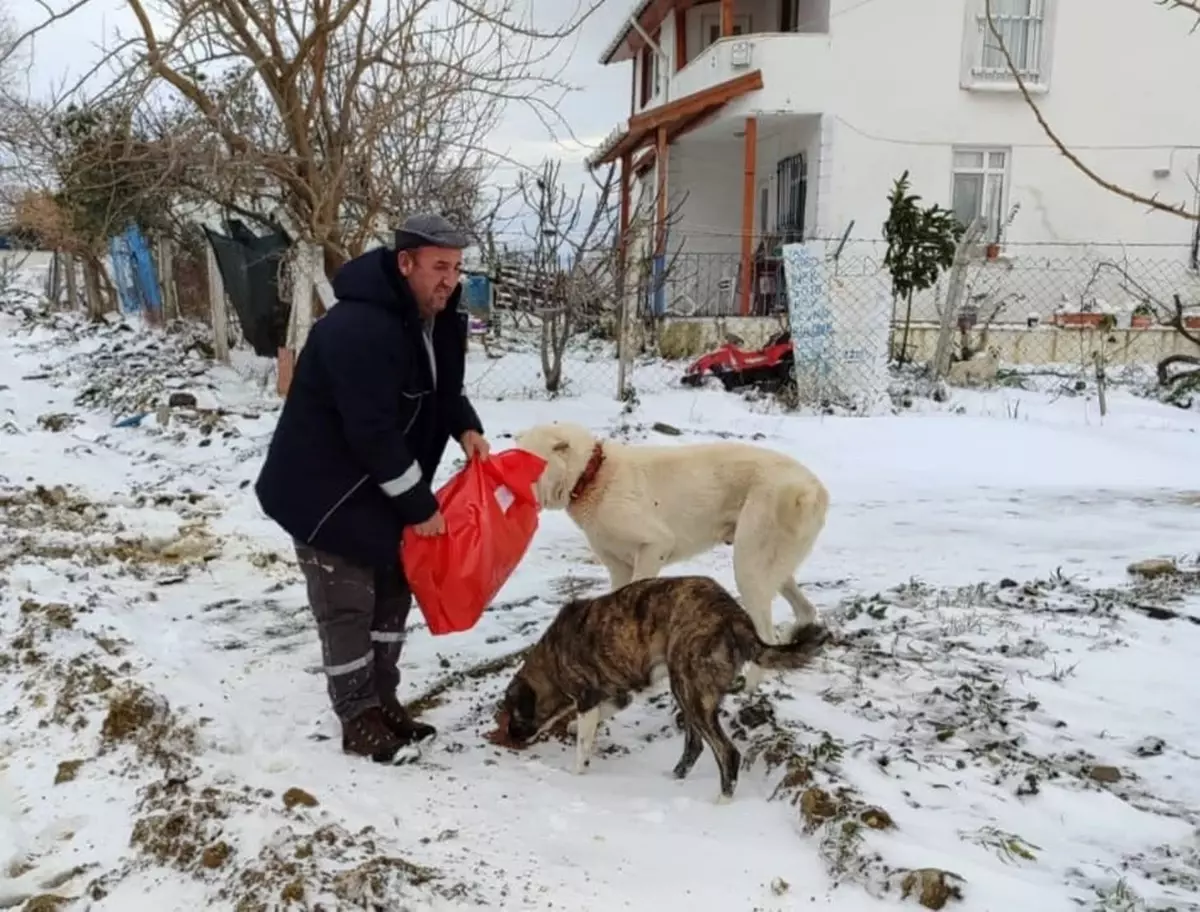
[254,246,483,568]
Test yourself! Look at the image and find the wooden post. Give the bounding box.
[616,151,633,401]
[63,252,79,311]
[47,251,62,306]
[654,127,668,256]
[157,237,179,321]
[738,116,757,316]
[83,258,105,320]
[618,152,632,284]
[205,238,230,362]
[721,0,734,36]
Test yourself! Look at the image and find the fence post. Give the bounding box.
[615,290,631,400]
[157,237,179,321]
[62,252,79,310]
[205,237,230,363]
[932,218,984,379]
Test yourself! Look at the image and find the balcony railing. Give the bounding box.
[670,33,832,114]
[632,250,789,318]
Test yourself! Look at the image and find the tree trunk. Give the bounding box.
[898,290,915,365]
[541,314,560,393]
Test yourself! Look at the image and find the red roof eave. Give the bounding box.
[586,69,764,170]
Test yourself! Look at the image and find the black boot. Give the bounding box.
[341,706,406,763]
[379,693,437,744]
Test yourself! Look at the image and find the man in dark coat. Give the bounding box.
[255,214,490,763]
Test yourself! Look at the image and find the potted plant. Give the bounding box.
[1130,303,1154,329]
[1054,309,1107,328]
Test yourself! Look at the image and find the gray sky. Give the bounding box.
[10,0,634,243]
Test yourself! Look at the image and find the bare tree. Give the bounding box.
[500,157,690,394]
[984,0,1200,222]
[0,96,196,317]
[512,159,619,393]
[103,0,604,273]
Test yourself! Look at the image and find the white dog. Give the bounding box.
[514,421,830,691]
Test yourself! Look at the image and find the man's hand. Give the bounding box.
[460,430,490,461]
[412,511,446,537]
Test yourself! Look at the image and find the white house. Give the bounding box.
[588,0,1200,321]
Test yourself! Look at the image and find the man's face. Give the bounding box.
[397,246,462,319]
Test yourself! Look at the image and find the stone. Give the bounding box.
[282,787,318,809]
[899,868,966,910]
[1126,558,1177,579]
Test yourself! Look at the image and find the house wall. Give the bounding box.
[655,318,1200,367]
[668,116,821,256]
[624,0,1200,319]
[818,0,1200,252]
[639,0,1200,250]
[634,0,827,112]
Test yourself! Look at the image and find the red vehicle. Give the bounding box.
[681,329,794,391]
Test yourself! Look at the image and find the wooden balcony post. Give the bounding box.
[721,0,734,37]
[655,126,668,257]
[618,150,632,292]
[738,116,757,316]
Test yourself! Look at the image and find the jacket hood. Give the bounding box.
[330,246,463,320]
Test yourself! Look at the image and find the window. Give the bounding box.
[638,32,662,107]
[781,0,829,34]
[775,153,807,241]
[966,0,1051,87]
[759,185,769,233]
[699,14,750,52]
[780,0,799,32]
[951,148,1009,241]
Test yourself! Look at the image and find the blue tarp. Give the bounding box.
[108,224,162,316]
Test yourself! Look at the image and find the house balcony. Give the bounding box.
[670,32,832,119]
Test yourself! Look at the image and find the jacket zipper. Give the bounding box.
[305,394,425,543]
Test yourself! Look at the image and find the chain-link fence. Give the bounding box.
[462,238,1200,409]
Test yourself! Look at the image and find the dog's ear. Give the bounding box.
[552,440,570,453]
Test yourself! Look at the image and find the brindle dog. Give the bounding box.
[498,576,830,802]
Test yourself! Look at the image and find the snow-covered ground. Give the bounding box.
[2,289,1200,912]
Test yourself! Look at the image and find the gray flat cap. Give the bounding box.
[394,213,471,251]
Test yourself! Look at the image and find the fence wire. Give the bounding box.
[41,233,1197,408]
[462,240,1200,407]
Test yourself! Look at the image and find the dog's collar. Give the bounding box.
[569,442,605,503]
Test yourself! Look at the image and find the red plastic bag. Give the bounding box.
[401,447,547,636]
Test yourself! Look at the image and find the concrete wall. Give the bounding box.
[656,315,1200,369]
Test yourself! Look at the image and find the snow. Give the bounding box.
[2,292,1200,911]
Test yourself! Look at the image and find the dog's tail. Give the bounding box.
[774,477,830,534]
[751,622,831,671]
